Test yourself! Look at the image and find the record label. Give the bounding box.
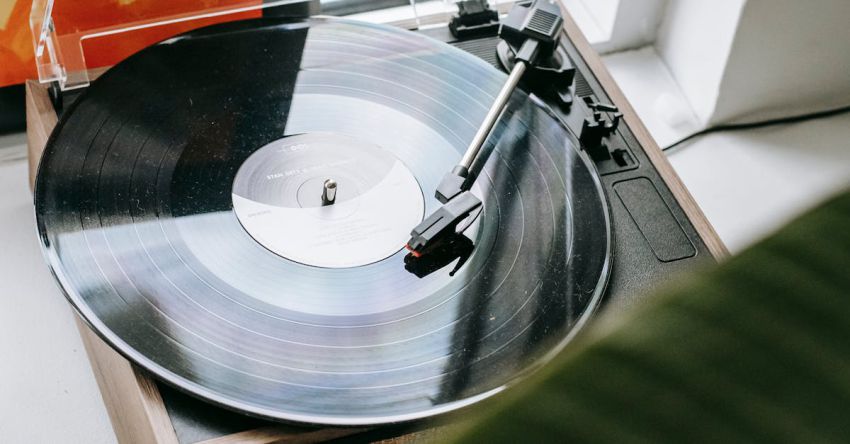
[231,132,425,268]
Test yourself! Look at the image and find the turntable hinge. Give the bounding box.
[450,0,500,39]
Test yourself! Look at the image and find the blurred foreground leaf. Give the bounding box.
[453,189,850,443]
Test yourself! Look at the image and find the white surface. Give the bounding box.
[655,0,745,123]
[648,0,850,127]
[560,0,609,44]
[712,0,850,124]
[603,46,702,147]
[591,0,667,54]
[561,0,619,42]
[0,154,117,443]
[668,111,850,253]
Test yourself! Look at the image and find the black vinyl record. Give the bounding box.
[35,17,611,425]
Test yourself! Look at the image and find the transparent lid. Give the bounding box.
[30,0,508,91]
[30,0,500,90]
[29,0,322,90]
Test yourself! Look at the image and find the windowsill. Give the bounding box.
[602,46,704,147]
[560,0,617,45]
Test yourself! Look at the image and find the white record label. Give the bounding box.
[232,133,425,268]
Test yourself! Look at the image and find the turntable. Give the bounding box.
[25,0,726,442]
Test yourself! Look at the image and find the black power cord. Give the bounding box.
[662,104,850,152]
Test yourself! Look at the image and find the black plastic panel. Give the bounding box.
[0,85,25,134]
[615,178,696,262]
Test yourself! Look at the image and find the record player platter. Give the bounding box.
[35,17,611,425]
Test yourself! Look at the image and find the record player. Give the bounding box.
[25,0,727,442]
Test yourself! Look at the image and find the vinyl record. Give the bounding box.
[35,17,611,425]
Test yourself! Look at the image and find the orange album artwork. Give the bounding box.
[0,0,261,88]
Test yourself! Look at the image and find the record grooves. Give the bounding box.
[35,17,611,425]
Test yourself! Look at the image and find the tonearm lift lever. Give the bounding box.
[406,0,564,257]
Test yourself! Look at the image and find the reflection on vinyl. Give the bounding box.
[35,17,611,425]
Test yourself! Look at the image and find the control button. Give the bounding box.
[612,148,631,167]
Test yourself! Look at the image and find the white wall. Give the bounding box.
[653,0,850,126]
[711,0,850,124]
[654,0,746,123]
[595,0,668,54]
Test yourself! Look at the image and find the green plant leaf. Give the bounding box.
[452,188,850,443]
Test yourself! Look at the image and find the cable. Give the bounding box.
[662,104,850,152]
